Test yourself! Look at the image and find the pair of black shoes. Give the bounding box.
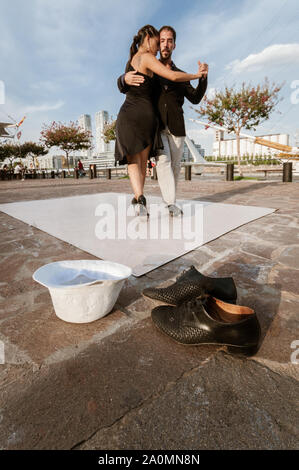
[143,266,261,356]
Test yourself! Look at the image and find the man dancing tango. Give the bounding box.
[118,25,208,216]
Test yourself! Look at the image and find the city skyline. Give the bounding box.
[79,111,111,157]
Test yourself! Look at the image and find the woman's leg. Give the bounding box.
[127,144,151,199]
[127,154,143,199]
[140,144,151,193]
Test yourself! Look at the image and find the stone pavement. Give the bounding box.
[0,177,298,450]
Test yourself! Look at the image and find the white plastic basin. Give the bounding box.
[32,260,132,323]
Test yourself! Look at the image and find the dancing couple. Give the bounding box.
[115,24,208,218]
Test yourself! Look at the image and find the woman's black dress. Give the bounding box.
[115,63,162,165]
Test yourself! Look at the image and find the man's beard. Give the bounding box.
[160,49,171,60]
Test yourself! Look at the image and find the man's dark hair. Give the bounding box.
[159,25,176,43]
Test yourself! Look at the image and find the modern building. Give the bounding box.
[212,132,290,158]
[95,110,109,155]
[183,139,205,161]
[78,114,92,158]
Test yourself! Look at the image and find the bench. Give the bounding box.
[255,168,284,179]
[83,164,127,180]
[252,163,293,182]
[181,161,226,180]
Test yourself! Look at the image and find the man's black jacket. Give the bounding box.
[117,61,207,137]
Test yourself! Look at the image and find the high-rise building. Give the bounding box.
[78,114,92,158]
[95,110,109,154]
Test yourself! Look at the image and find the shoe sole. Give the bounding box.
[151,320,259,356]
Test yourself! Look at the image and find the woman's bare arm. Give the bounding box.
[142,53,202,82]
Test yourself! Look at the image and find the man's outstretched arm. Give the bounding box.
[184,61,208,104]
[184,75,208,104]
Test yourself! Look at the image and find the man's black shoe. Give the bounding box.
[143,265,237,305]
[151,295,261,356]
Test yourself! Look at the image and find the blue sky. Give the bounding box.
[1,0,299,154]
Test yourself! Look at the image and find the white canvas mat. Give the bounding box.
[0,192,275,277]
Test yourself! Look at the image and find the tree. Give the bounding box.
[20,141,48,169]
[103,119,116,143]
[0,142,22,167]
[40,121,92,171]
[193,78,284,176]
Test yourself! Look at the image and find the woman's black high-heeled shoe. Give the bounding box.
[137,195,147,206]
[135,194,149,218]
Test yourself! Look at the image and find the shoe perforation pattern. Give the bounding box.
[152,310,211,344]
[143,282,206,305]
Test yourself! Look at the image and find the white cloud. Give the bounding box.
[32,0,161,72]
[206,87,216,99]
[30,81,61,92]
[172,0,298,81]
[226,43,299,73]
[22,101,65,114]
[187,126,215,138]
[0,96,64,148]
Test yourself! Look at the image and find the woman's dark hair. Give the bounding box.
[159,25,176,43]
[129,24,159,61]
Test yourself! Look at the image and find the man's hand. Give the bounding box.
[197,61,208,78]
[124,70,145,86]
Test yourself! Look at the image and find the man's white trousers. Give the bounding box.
[155,127,185,205]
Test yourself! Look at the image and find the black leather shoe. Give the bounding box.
[131,197,137,205]
[151,295,261,356]
[143,265,237,305]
